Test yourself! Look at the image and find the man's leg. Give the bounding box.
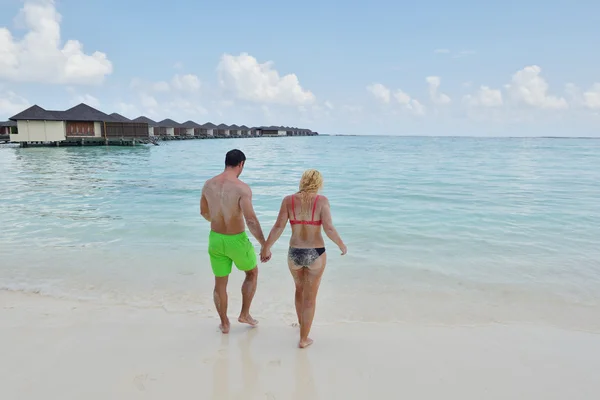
[209,231,233,334]
[214,275,230,333]
[238,267,258,326]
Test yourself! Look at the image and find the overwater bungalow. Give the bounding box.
[259,126,287,137]
[132,116,157,136]
[216,124,230,137]
[240,125,250,136]
[3,103,319,146]
[155,119,181,136]
[110,113,131,122]
[0,120,17,139]
[8,103,149,144]
[229,124,242,136]
[182,120,203,136]
[200,122,217,137]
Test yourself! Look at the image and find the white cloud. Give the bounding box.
[131,74,201,94]
[367,83,391,103]
[71,93,100,108]
[582,83,600,110]
[140,93,158,109]
[406,99,426,116]
[393,89,411,105]
[324,101,334,110]
[0,0,112,85]
[434,49,451,54]
[152,81,170,92]
[393,89,425,116]
[367,84,425,116]
[114,102,141,118]
[464,86,503,107]
[117,92,208,121]
[562,82,600,110]
[505,65,568,109]
[0,90,30,116]
[426,76,452,105]
[452,50,476,59]
[217,52,316,106]
[171,74,201,93]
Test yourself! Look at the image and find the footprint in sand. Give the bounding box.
[268,359,281,367]
[133,374,148,391]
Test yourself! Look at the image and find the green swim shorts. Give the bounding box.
[208,231,257,277]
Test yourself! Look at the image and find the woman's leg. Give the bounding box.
[299,252,327,348]
[288,259,306,327]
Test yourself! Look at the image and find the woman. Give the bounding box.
[261,169,347,348]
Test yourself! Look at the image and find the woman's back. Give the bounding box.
[288,193,325,248]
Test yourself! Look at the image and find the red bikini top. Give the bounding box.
[289,195,322,226]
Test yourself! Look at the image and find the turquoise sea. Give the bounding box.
[1,137,600,330]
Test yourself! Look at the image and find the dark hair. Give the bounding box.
[225,149,246,167]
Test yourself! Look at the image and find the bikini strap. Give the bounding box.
[311,195,319,221]
[291,195,297,220]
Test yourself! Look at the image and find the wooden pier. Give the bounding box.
[11,132,318,148]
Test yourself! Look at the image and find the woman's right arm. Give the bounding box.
[321,197,347,255]
[264,197,289,250]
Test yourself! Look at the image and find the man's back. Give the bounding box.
[202,173,247,235]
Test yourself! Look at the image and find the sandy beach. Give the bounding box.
[2,291,600,400]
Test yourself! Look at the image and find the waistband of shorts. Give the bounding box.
[209,230,248,239]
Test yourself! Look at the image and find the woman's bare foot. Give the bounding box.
[238,314,258,327]
[298,338,314,348]
[219,320,230,334]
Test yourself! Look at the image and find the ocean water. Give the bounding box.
[1,136,600,330]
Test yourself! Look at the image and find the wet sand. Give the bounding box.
[2,291,600,400]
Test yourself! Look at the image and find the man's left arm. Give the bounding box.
[200,185,211,222]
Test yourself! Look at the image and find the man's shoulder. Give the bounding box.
[236,180,251,194]
[204,174,220,185]
[202,177,216,191]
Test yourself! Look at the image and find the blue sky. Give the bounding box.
[1,0,599,136]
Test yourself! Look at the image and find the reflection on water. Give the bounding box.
[293,350,317,400]
[239,329,259,398]
[211,334,229,400]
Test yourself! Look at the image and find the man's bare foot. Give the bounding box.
[299,338,314,348]
[238,314,258,327]
[219,321,230,334]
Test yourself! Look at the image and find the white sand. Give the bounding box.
[2,291,600,400]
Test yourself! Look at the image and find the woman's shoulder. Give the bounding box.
[316,194,329,205]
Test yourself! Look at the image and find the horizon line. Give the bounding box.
[322,134,600,139]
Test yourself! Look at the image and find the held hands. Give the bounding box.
[260,245,272,263]
[260,244,345,261]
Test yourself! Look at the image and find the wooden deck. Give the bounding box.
[8,131,317,148]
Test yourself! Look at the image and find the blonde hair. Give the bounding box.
[296,169,323,218]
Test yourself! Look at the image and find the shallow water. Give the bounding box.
[1,137,599,329]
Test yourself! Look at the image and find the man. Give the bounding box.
[200,149,269,334]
